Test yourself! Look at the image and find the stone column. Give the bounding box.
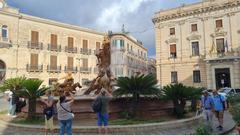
[206,62,213,89]
[233,61,240,88]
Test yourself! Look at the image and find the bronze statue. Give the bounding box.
[53,72,82,96]
[84,35,115,95]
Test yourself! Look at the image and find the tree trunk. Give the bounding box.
[130,93,140,118]
[28,98,37,119]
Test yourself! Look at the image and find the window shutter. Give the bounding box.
[67,57,73,69]
[31,31,39,43]
[51,34,57,49]
[170,44,176,53]
[216,38,224,52]
[50,55,57,68]
[191,24,197,32]
[96,42,100,50]
[83,40,88,49]
[30,54,38,68]
[68,37,74,48]
[82,59,88,68]
[216,20,223,28]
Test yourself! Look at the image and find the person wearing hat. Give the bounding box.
[212,89,227,131]
[200,90,214,130]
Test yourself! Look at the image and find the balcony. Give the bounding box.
[26,64,43,72]
[111,47,125,52]
[94,49,100,55]
[80,67,91,73]
[64,66,78,73]
[0,37,11,48]
[65,47,77,53]
[27,42,43,50]
[80,48,91,55]
[48,44,61,52]
[47,65,61,73]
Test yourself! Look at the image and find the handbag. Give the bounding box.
[60,103,74,119]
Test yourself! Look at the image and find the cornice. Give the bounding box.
[165,36,178,44]
[152,0,240,24]
[187,33,201,41]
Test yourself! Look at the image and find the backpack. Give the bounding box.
[92,97,102,113]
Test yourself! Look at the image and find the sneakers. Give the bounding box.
[11,115,17,118]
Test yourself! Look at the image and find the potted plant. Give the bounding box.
[227,94,240,133]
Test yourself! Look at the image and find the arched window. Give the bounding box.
[2,25,8,39]
[0,60,6,83]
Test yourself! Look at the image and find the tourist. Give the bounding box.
[11,93,19,118]
[212,89,227,131]
[42,91,54,135]
[96,89,113,134]
[200,90,214,130]
[4,90,13,116]
[57,92,74,135]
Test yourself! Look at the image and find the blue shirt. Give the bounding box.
[201,95,213,109]
[212,94,225,111]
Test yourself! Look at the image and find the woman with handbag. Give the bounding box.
[57,93,74,135]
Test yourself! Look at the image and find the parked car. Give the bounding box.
[218,87,240,99]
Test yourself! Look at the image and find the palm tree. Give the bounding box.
[113,74,160,118]
[162,83,202,118]
[0,76,26,92]
[15,79,49,119]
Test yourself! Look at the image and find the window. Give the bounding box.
[50,55,57,69]
[216,19,223,28]
[31,31,39,44]
[96,42,101,50]
[2,25,8,39]
[113,39,124,49]
[68,37,74,48]
[67,57,73,69]
[83,40,88,49]
[131,46,133,51]
[82,78,89,86]
[51,34,57,49]
[30,53,38,69]
[170,28,175,35]
[82,58,88,68]
[193,70,201,83]
[171,71,178,83]
[191,24,198,32]
[127,44,129,51]
[170,44,177,58]
[192,42,199,56]
[216,38,225,53]
[49,78,58,85]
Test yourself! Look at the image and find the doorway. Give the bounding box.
[0,60,6,83]
[215,68,231,89]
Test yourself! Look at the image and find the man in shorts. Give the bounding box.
[42,91,54,135]
[212,90,226,131]
[96,89,112,134]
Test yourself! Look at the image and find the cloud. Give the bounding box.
[6,0,201,57]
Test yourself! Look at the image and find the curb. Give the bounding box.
[0,115,203,133]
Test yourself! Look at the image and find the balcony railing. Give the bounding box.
[112,47,125,52]
[27,41,43,50]
[48,44,61,52]
[26,64,43,72]
[64,66,78,73]
[47,65,61,73]
[80,48,91,55]
[80,67,91,73]
[65,47,77,53]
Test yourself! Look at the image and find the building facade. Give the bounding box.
[153,0,240,89]
[0,0,104,86]
[110,33,148,77]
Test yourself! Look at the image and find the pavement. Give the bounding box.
[0,97,237,135]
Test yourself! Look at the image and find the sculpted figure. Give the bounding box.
[84,35,115,95]
[53,72,82,96]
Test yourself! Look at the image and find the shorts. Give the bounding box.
[45,116,54,130]
[97,113,109,126]
[215,110,224,119]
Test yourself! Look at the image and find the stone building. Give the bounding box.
[0,0,149,86]
[110,32,148,77]
[153,0,240,89]
[147,58,156,75]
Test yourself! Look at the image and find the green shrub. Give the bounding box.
[193,124,212,135]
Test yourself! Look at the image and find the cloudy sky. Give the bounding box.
[7,0,201,58]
